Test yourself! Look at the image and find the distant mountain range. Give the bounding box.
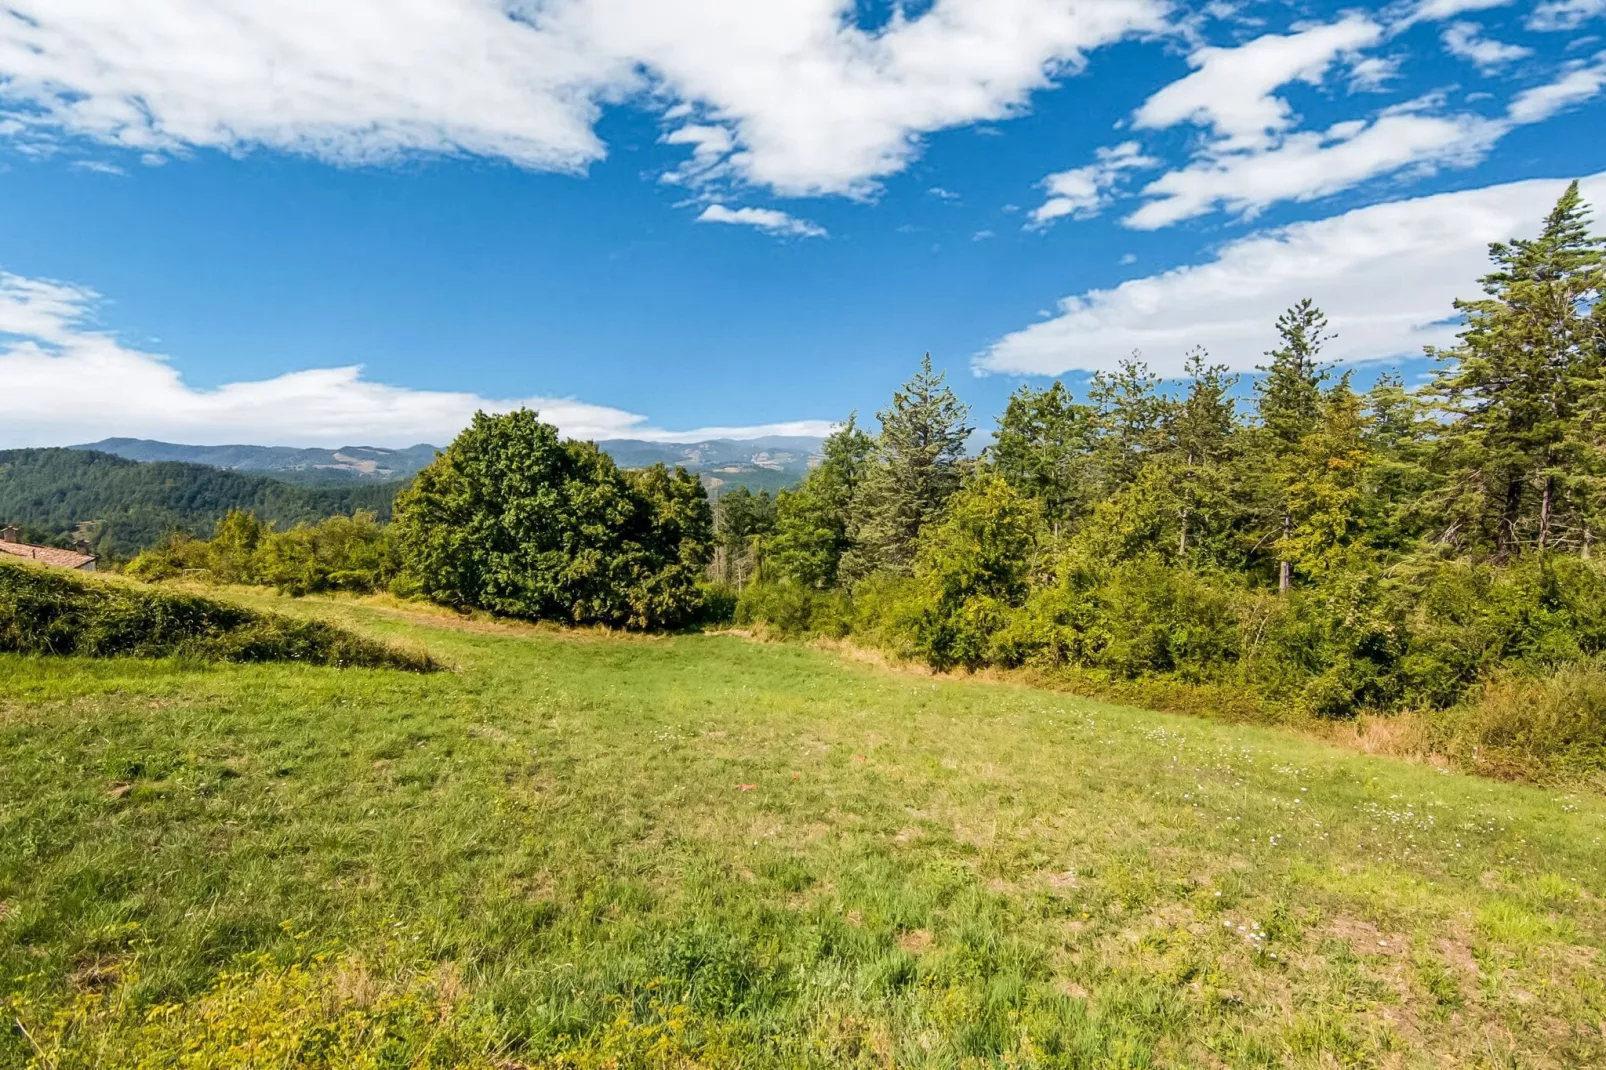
[75,439,441,486]
[75,436,823,496]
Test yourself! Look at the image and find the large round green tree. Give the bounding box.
[392,410,712,629]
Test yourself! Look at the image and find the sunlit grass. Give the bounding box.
[3,594,1605,1066]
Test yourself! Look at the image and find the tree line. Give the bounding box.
[734,183,1606,719]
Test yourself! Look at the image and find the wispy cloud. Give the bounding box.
[0,269,832,447]
[1528,0,1606,32]
[696,204,826,238]
[1442,22,1533,71]
[1028,142,1159,227]
[1121,40,1606,229]
[1401,0,1512,28]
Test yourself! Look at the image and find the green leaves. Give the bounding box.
[391,410,713,630]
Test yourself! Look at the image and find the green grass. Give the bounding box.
[3,594,1605,1067]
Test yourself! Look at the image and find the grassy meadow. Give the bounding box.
[3,593,1605,1067]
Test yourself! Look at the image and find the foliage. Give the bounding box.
[891,474,1043,670]
[1430,180,1606,556]
[390,410,713,630]
[841,354,972,579]
[0,448,403,559]
[766,415,875,590]
[707,486,776,588]
[733,186,1606,730]
[128,510,400,596]
[0,558,432,670]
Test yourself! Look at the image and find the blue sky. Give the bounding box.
[1,0,1604,446]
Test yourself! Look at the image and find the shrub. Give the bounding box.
[0,559,434,671]
[892,475,1042,671]
[735,581,851,637]
[1428,659,1606,781]
[128,511,401,597]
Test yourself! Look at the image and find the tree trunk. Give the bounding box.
[1538,473,1554,553]
[1498,477,1524,559]
[1278,511,1292,595]
[1178,507,1189,558]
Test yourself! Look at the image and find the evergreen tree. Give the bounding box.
[1087,354,1173,496]
[1068,351,1242,569]
[1432,182,1606,557]
[1169,349,1241,564]
[1362,373,1437,554]
[1254,299,1334,591]
[988,380,1097,532]
[710,486,777,587]
[843,356,973,577]
[767,415,875,588]
[1282,375,1375,579]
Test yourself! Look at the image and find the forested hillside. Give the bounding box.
[0,449,404,558]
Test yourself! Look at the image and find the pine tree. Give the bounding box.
[843,355,973,577]
[988,380,1097,533]
[1282,375,1375,579]
[1169,349,1241,563]
[1088,354,1173,496]
[1254,299,1334,591]
[1362,373,1437,554]
[1431,182,1606,557]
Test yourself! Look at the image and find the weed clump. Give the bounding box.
[0,559,434,671]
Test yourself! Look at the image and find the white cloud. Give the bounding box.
[0,0,1166,198]
[1126,59,1606,228]
[979,171,1606,378]
[696,203,826,237]
[1442,22,1533,70]
[1405,0,1512,25]
[67,159,126,175]
[1126,109,1500,229]
[1132,17,1383,151]
[0,270,832,447]
[1028,141,1158,226]
[1508,57,1606,122]
[1348,55,1402,92]
[0,1,616,170]
[1528,0,1606,31]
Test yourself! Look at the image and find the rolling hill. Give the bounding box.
[75,439,441,486]
[78,435,822,497]
[0,448,405,558]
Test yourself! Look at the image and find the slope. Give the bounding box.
[2,594,1601,1066]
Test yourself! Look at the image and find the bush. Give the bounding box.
[127,511,401,596]
[0,559,434,671]
[734,581,851,637]
[979,557,1243,682]
[1428,659,1606,781]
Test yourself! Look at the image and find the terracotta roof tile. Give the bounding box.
[0,541,97,570]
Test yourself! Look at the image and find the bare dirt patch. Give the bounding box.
[899,929,933,954]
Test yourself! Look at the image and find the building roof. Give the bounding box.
[0,540,97,570]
